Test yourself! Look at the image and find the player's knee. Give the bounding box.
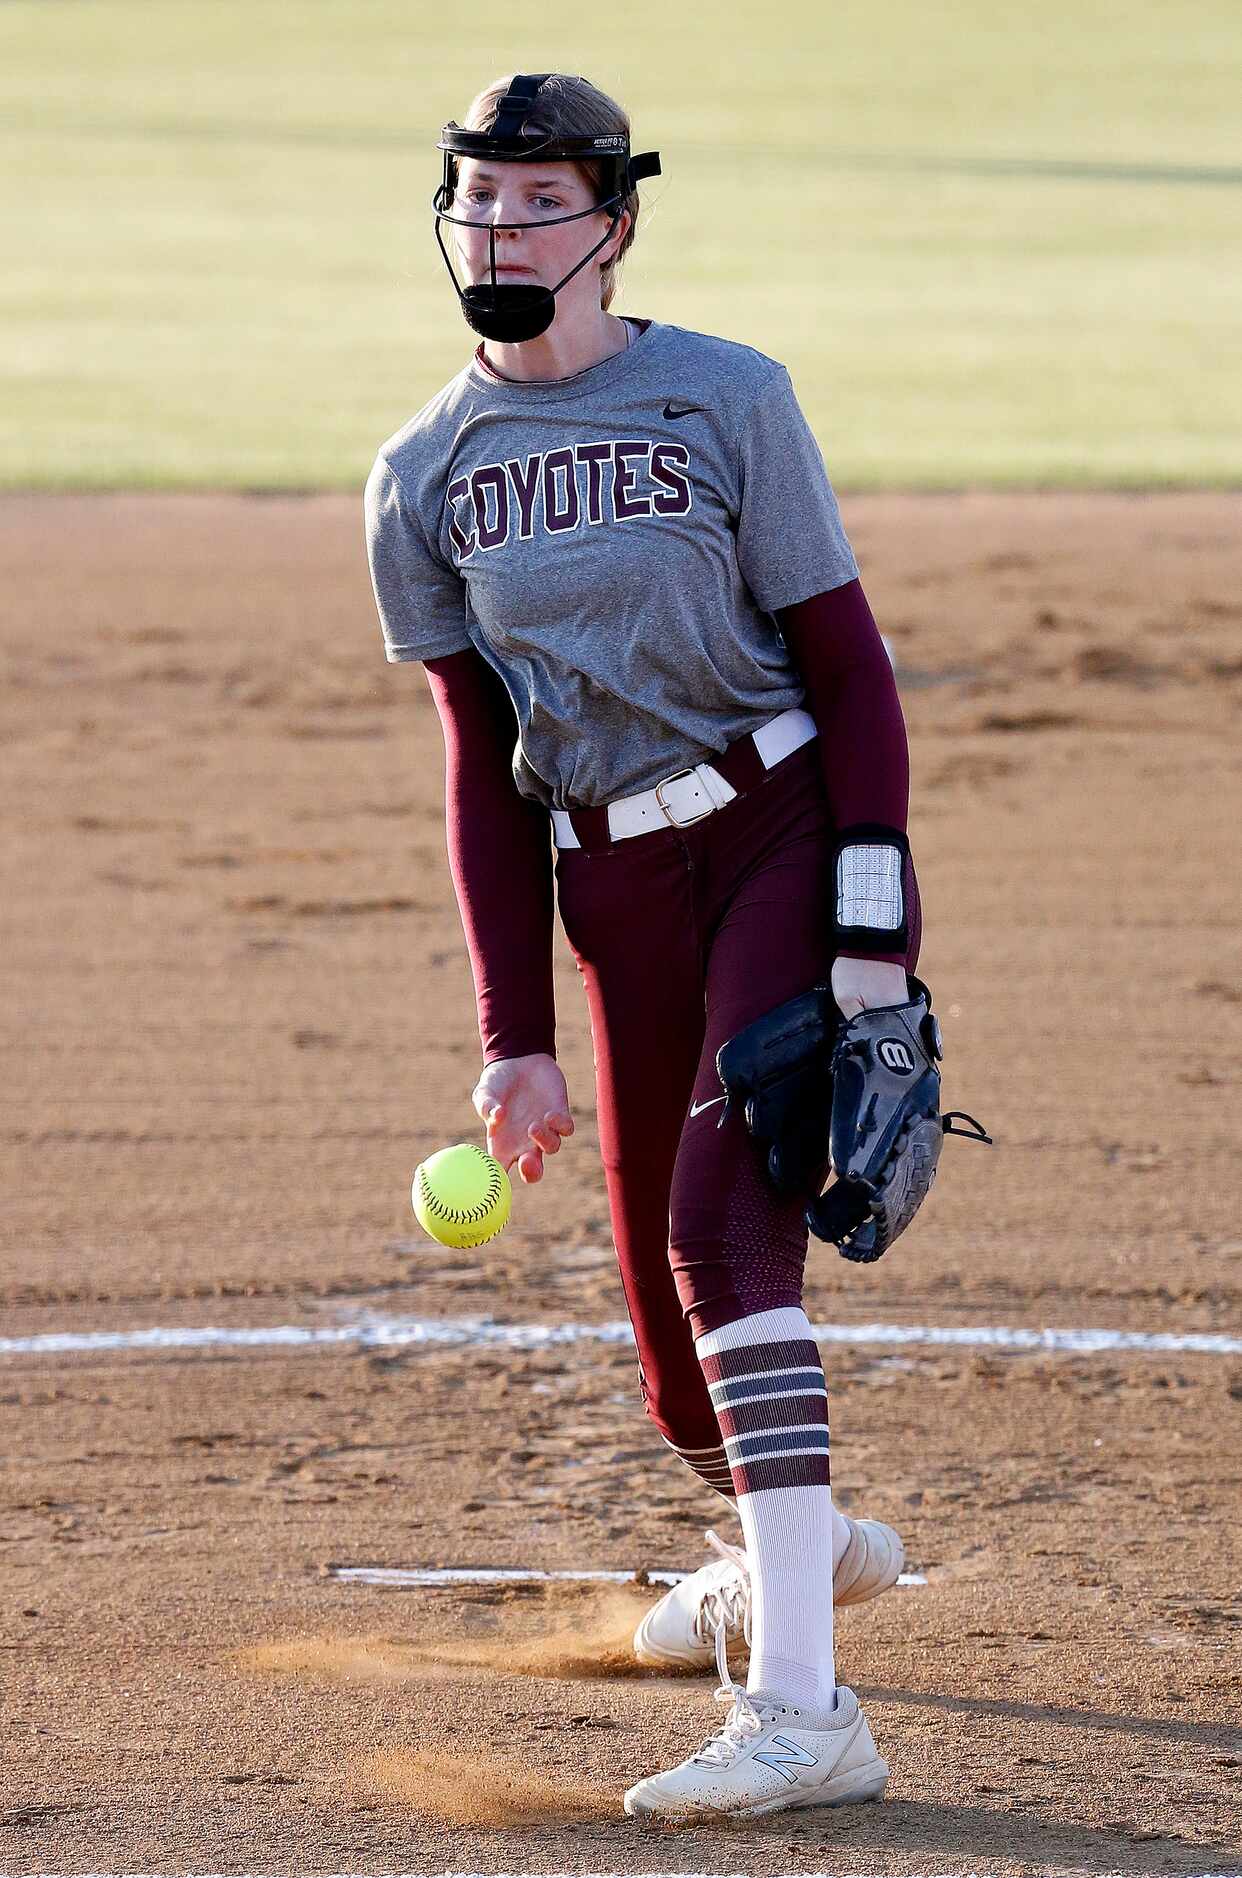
[669,1208,807,1343]
[638,1372,720,1456]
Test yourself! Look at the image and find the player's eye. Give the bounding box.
[533,196,562,210]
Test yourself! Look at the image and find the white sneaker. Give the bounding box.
[633,1529,751,1668]
[833,1514,906,1609]
[633,1518,904,1670]
[624,1622,888,1820]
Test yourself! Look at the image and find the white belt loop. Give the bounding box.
[550,807,580,848]
[550,706,817,852]
[753,705,817,769]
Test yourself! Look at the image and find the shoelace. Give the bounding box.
[690,1618,772,1767]
[690,1528,751,1646]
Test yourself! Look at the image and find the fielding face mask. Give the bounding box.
[433,73,661,344]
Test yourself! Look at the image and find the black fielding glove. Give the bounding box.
[806,975,992,1261]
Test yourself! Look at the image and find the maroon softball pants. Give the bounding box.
[553,736,921,1458]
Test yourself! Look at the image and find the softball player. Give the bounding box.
[365,72,921,1821]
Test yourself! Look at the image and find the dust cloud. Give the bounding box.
[236,1583,704,1685]
[356,1746,613,1826]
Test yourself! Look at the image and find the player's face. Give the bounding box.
[451,156,618,294]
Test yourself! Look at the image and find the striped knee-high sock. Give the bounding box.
[660,1437,856,1562]
[695,1304,836,1714]
[659,1432,737,1503]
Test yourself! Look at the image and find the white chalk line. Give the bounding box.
[332,1563,687,1588]
[327,1563,927,1590]
[2,1312,1240,1359]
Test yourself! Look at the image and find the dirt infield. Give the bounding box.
[2,492,1240,1874]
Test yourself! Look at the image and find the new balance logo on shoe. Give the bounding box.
[754,1735,820,1784]
[689,1095,726,1116]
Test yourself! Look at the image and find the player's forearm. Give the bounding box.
[776,579,909,829]
[423,649,556,1064]
[776,580,919,970]
[446,795,556,1064]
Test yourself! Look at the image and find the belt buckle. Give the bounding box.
[654,767,715,828]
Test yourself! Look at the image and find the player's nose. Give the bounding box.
[485,195,521,230]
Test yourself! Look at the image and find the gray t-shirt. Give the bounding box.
[364,319,857,810]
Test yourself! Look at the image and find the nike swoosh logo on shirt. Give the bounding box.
[689,1094,727,1116]
[663,401,705,420]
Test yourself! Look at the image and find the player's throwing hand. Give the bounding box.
[472,1052,574,1184]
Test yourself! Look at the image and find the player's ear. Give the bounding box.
[600,204,632,265]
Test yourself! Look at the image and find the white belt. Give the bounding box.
[550,706,818,849]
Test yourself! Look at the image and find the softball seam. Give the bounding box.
[417,1148,504,1224]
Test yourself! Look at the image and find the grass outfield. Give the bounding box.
[3,0,1239,490]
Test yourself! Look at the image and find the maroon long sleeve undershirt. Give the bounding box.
[422,651,558,1066]
[776,579,916,967]
[423,577,915,1064]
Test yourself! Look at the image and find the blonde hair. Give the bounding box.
[463,74,640,311]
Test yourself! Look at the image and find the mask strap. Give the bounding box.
[490,73,551,141]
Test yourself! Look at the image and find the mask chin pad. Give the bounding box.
[459,283,556,342]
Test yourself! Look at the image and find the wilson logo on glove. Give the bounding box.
[877,1038,916,1074]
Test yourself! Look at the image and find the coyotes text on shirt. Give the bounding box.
[447,438,693,558]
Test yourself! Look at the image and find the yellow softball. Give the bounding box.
[411,1142,512,1248]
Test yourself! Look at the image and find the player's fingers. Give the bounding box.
[519,1145,543,1183]
[487,1118,516,1163]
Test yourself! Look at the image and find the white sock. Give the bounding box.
[695,1304,836,1715]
